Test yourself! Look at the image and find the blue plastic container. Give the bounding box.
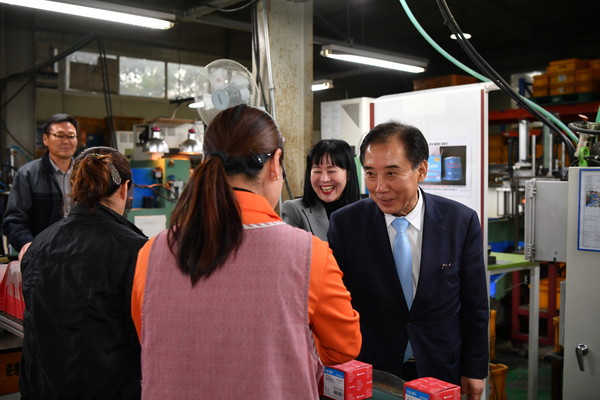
[443,156,463,181]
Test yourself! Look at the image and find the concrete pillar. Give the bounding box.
[1,7,36,168]
[257,0,312,202]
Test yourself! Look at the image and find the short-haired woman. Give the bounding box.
[20,146,147,399]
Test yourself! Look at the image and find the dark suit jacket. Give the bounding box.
[328,192,489,384]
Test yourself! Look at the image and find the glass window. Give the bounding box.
[167,63,206,99]
[120,56,165,98]
[67,51,118,93]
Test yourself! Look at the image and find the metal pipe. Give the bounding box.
[261,0,276,120]
[519,119,528,162]
[543,123,552,176]
[531,132,536,176]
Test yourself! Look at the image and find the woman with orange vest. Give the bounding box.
[131,104,361,399]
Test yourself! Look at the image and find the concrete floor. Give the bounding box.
[494,340,555,400]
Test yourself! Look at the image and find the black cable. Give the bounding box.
[0,115,36,158]
[435,0,576,164]
[438,1,575,162]
[96,38,117,149]
[217,0,257,13]
[133,183,178,203]
[0,74,36,111]
[0,27,108,88]
[0,28,108,158]
[568,122,600,136]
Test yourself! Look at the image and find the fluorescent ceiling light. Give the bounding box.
[320,44,427,73]
[450,33,472,40]
[312,79,333,91]
[0,0,175,30]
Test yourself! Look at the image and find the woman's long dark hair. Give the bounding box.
[301,139,360,208]
[168,104,283,285]
[71,146,131,209]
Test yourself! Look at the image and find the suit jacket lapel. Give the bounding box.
[415,192,445,308]
[364,200,405,299]
[301,201,328,241]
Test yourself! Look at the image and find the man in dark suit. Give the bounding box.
[328,121,488,400]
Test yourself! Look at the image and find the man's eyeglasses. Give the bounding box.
[48,133,77,141]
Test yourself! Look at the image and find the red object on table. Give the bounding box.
[320,360,373,400]
[0,261,25,320]
[404,377,460,400]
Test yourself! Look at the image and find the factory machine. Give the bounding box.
[523,113,600,398]
[123,118,203,237]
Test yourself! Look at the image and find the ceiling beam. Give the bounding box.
[180,14,252,32]
[181,0,249,20]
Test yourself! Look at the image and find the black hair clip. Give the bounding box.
[249,150,272,170]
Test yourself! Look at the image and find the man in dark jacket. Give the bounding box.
[2,113,79,259]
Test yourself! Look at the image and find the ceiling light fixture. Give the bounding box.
[312,79,334,92]
[320,44,427,73]
[179,127,202,155]
[450,33,472,40]
[0,0,175,30]
[143,126,169,153]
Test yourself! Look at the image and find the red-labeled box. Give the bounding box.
[320,360,373,400]
[404,377,461,400]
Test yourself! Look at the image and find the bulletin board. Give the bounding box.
[372,82,495,226]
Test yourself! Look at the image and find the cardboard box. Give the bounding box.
[576,68,600,82]
[321,360,372,400]
[413,74,477,91]
[404,377,461,400]
[549,72,576,86]
[0,347,21,395]
[549,85,575,96]
[532,73,549,87]
[576,81,600,94]
[532,86,549,97]
[546,58,589,73]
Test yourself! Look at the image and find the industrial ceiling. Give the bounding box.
[5,0,600,100]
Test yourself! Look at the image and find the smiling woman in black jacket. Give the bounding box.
[20,146,147,399]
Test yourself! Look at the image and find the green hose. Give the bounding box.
[398,0,578,143]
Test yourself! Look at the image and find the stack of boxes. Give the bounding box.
[413,74,478,91]
[533,58,600,98]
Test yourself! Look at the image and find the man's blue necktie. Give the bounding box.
[392,216,413,361]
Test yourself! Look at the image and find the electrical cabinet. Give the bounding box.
[524,179,568,262]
